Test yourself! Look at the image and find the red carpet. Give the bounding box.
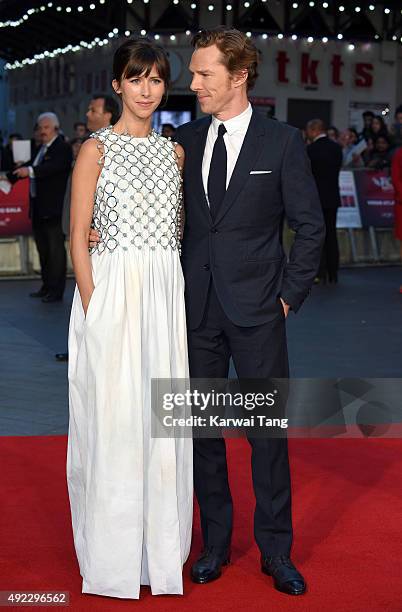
[1,436,401,611]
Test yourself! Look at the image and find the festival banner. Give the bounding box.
[354,169,395,228]
[337,170,362,228]
[0,178,31,237]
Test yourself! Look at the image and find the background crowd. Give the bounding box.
[0,95,401,319]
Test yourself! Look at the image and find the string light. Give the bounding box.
[0,0,109,29]
[5,26,401,72]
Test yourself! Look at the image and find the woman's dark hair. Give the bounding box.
[347,127,359,139]
[373,133,391,147]
[113,37,171,106]
[371,115,388,133]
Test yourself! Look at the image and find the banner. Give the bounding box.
[0,178,31,237]
[354,169,395,228]
[337,170,362,228]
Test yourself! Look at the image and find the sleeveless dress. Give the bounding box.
[66,126,193,599]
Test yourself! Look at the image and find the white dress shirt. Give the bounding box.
[202,103,252,205]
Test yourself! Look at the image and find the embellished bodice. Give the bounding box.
[89,126,183,255]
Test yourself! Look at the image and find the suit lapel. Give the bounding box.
[192,117,212,222]
[214,110,265,225]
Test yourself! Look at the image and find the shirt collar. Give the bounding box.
[313,133,327,142]
[212,103,252,136]
[42,135,58,149]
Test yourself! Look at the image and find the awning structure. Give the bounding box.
[0,0,401,65]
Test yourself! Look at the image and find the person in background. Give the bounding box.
[55,102,115,362]
[390,105,402,149]
[161,122,176,139]
[30,123,42,159]
[366,134,394,170]
[0,133,22,172]
[86,93,120,132]
[73,122,88,140]
[55,137,84,362]
[371,115,389,139]
[327,126,339,143]
[391,146,402,293]
[13,112,72,302]
[341,128,364,168]
[306,119,343,284]
[361,110,375,141]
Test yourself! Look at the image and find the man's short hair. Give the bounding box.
[307,118,326,133]
[362,111,375,118]
[191,26,260,91]
[37,112,60,128]
[92,94,121,124]
[74,121,86,130]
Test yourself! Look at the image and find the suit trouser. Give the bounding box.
[187,281,292,556]
[32,214,67,298]
[318,208,339,281]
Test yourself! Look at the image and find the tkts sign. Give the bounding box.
[276,52,373,88]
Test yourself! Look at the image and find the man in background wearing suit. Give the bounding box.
[306,119,343,284]
[14,112,72,302]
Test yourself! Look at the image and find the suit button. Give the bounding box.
[210,228,218,233]
[203,264,210,271]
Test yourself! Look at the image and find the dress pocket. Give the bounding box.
[83,285,98,325]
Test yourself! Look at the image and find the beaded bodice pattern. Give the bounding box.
[89,126,183,255]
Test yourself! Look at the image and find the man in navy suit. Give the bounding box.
[175,28,324,596]
[90,27,324,596]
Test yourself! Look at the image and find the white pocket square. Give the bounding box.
[249,170,272,174]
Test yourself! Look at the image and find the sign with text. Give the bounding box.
[354,170,395,228]
[0,179,31,236]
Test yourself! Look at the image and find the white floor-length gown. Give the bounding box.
[66,126,193,599]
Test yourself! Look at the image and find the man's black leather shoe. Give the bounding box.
[261,555,306,595]
[42,294,63,303]
[30,288,48,298]
[55,352,68,362]
[191,547,230,584]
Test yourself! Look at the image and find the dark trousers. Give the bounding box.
[32,213,67,298]
[187,282,293,557]
[318,208,339,282]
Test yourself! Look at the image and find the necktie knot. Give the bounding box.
[217,123,226,138]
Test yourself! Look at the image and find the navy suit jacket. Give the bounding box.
[176,110,325,330]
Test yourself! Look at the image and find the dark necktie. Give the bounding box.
[207,123,227,220]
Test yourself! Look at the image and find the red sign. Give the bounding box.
[0,179,31,236]
[354,170,395,228]
[275,51,374,88]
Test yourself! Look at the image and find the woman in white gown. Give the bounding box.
[66,38,192,599]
